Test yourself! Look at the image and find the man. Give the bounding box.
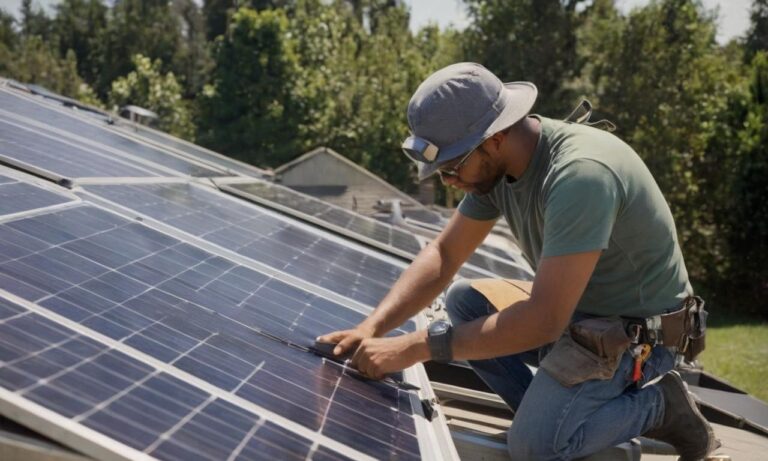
[318,62,716,460]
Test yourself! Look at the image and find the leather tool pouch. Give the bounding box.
[540,318,631,388]
[661,296,707,362]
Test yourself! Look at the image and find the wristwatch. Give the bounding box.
[427,320,453,363]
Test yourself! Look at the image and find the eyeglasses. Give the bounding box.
[437,149,475,178]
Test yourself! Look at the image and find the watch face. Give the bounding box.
[430,321,449,335]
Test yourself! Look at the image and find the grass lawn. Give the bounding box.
[698,314,768,402]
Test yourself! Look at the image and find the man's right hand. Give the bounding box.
[316,324,376,358]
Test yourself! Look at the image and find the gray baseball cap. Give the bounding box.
[403,62,537,180]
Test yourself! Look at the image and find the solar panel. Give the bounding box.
[464,251,531,280]
[113,123,270,178]
[6,84,268,179]
[82,183,405,307]
[0,298,359,460]
[0,89,226,178]
[220,180,535,281]
[221,180,423,257]
[0,204,422,459]
[0,115,163,179]
[0,173,72,216]
[392,206,532,280]
[402,208,444,225]
[0,80,458,461]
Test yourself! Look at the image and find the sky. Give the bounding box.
[0,0,755,45]
[404,0,752,44]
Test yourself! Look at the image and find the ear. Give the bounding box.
[485,131,507,152]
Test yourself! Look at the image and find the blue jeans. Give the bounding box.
[445,279,675,460]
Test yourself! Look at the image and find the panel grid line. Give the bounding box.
[225,417,265,461]
[0,289,379,461]
[144,395,216,453]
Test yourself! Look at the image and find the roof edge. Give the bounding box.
[275,146,420,205]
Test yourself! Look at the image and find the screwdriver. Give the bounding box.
[632,344,652,383]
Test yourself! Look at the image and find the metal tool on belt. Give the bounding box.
[624,295,708,363]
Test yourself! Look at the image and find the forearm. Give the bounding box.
[361,241,460,336]
[451,299,564,361]
[395,299,564,368]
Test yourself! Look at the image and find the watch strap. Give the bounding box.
[428,321,453,363]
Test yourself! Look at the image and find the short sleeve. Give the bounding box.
[542,160,624,257]
[458,192,502,221]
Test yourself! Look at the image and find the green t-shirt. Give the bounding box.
[459,116,692,318]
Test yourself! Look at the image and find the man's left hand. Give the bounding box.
[351,330,430,380]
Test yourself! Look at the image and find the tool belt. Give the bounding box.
[623,295,708,362]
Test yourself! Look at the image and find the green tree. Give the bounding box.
[462,0,586,116]
[171,0,213,96]
[109,54,195,140]
[94,0,182,97]
[723,52,768,315]
[20,0,52,40]
[416,24,463,72]
[203,0,290,40]
[197,7,300,165]
[572,0,624,102]
[52,0,107,84]
[202,0,234,40]
[746,0,768,61]
[581,0,739,307]
[288,0,435,189]
[2,35,97,101]
[0,9,17,50]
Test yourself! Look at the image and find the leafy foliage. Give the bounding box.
[20,0,53,40]
[0,0,765,316]
[197,7,300,165]
[170,0,214,97]
[462,0,586,116]
[722,51,768,314]
[0,8,17,50]
[52,0,107,84]
[94,0,184,97]
[108,54,195,140]
[576,0,734,304]
[746,0,768,61]
[1,35,97,102]
[288,0,431,189]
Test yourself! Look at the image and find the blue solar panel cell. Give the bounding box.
[466,251,531,280]
[0,117,162,178]
[115,123,268,178]
[226,181,423,255]
[312,446,356,461]
[0,90,225,177]
[85,183,405,307]
[323,419,420,460]
[0,300,390,459]
[0,176,71,215]
[0,204,421,458]
[0,297,22,319]
[224,181,535,281]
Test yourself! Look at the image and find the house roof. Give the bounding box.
[276,147,422,214]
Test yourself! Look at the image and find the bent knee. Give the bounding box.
[508,421,586,461]
[507,421,563,461]
[444,279,487,324]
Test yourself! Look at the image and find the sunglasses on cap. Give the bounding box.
[401,135,440,163]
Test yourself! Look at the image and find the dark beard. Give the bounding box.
[472,169,505,195]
